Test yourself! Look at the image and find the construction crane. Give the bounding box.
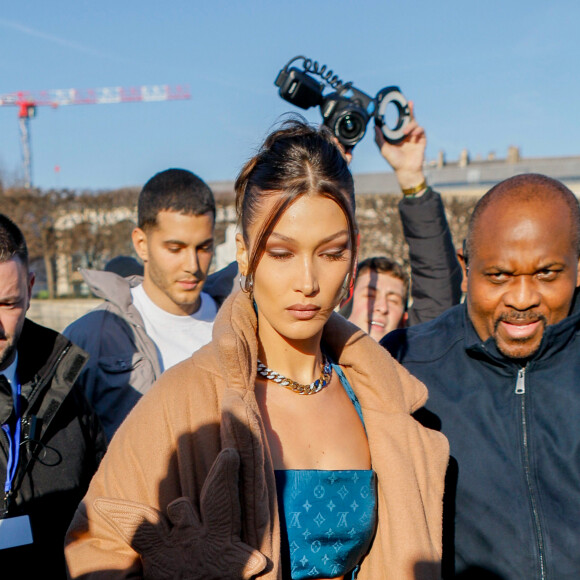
[0,84,191,188]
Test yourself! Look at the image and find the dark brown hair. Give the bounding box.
[339,256,410,318]
[0,214,28,267]
[235,118,357,290]
[138,168,216,231]
[356,256,410,300]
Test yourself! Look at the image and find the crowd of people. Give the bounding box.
[1,102,578,580]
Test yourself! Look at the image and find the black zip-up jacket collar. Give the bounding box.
[0,319,88,432]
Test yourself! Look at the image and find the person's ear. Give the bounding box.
[399,311,409,328]
[576,257,580,287]
[235,233,249,276]
[457,244,468,294]
[26,271,35,311]
[132,228,149,263]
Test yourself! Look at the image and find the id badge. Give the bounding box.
[0,514,33,549]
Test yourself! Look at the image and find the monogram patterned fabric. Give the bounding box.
[275,469,377,579]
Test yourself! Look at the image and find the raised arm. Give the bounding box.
[374,104,462,325]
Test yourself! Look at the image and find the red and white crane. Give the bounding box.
[0,84,191,188]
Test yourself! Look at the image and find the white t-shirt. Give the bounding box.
[131,284,218,372]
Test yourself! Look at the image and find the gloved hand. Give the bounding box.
[94,448,267,579]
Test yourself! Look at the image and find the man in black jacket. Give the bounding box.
[0,214,106,578]
[382,173,580,579]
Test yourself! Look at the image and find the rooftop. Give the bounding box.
[353,148,580,197]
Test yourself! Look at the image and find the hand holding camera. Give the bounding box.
[375,101,427,194]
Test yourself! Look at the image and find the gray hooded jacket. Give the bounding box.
[64,263,238,440]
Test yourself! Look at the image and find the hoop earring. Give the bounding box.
[247,275,254,302]
[239,274,254,300]
[338,272,354,310]
[340,272,351,300]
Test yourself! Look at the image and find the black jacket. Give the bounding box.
[399,187,462,325]
[0,319,106,579]
[382,300,580,580]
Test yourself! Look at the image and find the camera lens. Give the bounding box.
[334,109,367,147]
[339,114,362,138]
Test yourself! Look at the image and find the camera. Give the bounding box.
[275,56,410,148]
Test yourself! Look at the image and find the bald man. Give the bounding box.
[382,173,580,580]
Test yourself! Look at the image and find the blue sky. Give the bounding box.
[0,1,579,190]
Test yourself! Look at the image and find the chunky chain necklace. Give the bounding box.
[256,356,332,395]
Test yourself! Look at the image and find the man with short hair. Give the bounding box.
[0,214,105,577]
[382,173,580,579]
[346,257,410,340]
[65,168,234,440]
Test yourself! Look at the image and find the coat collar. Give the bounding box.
[210,290,429,415]
[0,319,88,434]
[17,319,87,413]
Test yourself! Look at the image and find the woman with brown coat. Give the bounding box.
[65,120,448,580]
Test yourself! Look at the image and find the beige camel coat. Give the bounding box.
[65,290,449,580]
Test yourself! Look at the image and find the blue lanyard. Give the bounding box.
[2,379,22,495]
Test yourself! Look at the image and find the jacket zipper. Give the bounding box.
[515,367,547,579]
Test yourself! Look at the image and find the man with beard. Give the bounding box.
[0,214,105,578]
[382,173,580,580]
[65,169,235,440]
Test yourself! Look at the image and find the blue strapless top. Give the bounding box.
[275,365,377,579]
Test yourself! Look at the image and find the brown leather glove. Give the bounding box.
[94,448,267,579]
